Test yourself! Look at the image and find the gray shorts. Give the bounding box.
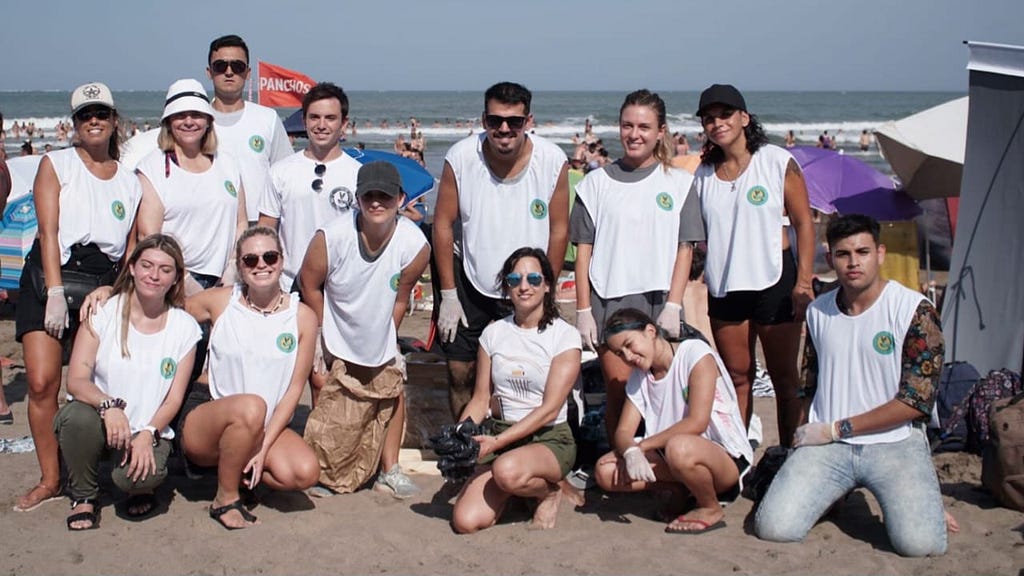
[591,288,673,343]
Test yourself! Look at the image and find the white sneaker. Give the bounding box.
[374,464,421,499]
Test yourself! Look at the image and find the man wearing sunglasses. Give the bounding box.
[207,34,293,224]
[432,82,570,419]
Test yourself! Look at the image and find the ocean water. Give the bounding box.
[1,90,963,178]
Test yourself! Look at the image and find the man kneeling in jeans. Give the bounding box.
[754,214,947,557]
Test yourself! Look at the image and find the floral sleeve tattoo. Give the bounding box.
[897,300,944,416]
[798,335,818,399]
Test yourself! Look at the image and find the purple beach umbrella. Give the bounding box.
[789,146,921,221]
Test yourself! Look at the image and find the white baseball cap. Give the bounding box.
[71,82,115,114]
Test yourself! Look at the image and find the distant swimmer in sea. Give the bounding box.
[859,129,871,152]
[784,130,796,148]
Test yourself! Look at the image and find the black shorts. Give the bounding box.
[15,240,118,343]
[707,249,796,325]
[174,381,217,476]
[438,258,510,362]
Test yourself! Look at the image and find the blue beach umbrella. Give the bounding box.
[343,147,435,203]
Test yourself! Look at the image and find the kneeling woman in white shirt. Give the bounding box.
[58,234,200,530]
[594,308,752,535]
[452,248,582,533]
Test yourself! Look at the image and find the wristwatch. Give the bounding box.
[837,419,854,439]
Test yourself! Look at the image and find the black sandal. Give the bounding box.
[208,499,258,530]
[66,498,99,531]
[125,493,158,519]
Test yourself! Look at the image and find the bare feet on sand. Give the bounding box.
[558,479,585,507]
[529,488,562,530]
[945,510,960,534]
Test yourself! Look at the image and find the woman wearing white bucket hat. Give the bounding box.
[135,78,247,295]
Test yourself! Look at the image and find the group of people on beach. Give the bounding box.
[0,32,950,556]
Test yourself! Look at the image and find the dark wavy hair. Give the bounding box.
[495,247,560,331]
[699,112,770,166]
[484,82,532,114]
[604,307,709,345]
[303,82,349,119]
[825,213,881,248]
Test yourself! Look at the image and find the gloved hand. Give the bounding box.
[393,339,407,379]
[793,422,837,447]
[437,288,467,343]
[44,286,69,339]
[312,327,327,374]
[576,307,598,351]
[656,302,682,339]
[622,446,656,483]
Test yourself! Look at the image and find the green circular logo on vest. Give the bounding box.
[249,135,265,153]
[276,332,297,354]
[225,180,237,197]
[389,273,401,292]
[746,186,768,206]
[111,200,126,221]
[160,357,177,379]
[872,331,895,355]
[530,199,548,220]
[656,192,674,211]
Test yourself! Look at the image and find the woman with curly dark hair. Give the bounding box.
[692,84,815,448]
[451,247,581,533]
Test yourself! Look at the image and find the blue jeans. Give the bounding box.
[754,428,946,557]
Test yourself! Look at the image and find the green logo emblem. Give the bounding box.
[747,186,768,206]
[276,333,297,353]
[529,199,548,220]
[389,273,401,292]
[656,192,674,211]
[111,200,126,221]
[225,180,237,197]
[249,135,265,153]
[872,331,895,355]
[160,357,177,379]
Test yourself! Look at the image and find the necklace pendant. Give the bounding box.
[731,181,736,192]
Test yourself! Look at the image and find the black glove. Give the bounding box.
[430,418,483,482]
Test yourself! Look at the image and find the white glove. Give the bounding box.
[793,422,837,447]
[393,340,407,379]
[656,302,682,339]
[312,327,327,374]
[622,446,656,483]
[44,286,69,339]
[437,288,467,343]
[575,307,598,351]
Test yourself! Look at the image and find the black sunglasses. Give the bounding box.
[700,108,737,123]
[210,59,249,75]
[504,272,544,288]
[484,114,528,131]
[311,163,327,193]
[74,107,113,122]
[240,250,281,268]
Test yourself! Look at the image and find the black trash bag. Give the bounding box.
[430,418,483,482]
[742,445,791,503]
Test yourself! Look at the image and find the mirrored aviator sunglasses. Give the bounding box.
[240,250,281,268]
[210,59,249,75]
[504,272,544,288]
[311,163,327,193]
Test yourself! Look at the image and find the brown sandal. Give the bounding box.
[13,483,62,512]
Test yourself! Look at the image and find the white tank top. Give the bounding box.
[321,214,428,366]
[806,281,925,445]
[136,149,242,277]
[446,133,566,298]
[695,144,792,297]
[212,101,294,221]
[575,165,694,298]
[259,150,361,288]
[50,147,142,265]
[208,286,300,425]
[86,294,201,439]
[479,316,582,425]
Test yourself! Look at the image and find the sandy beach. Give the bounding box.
[0,306,1021,576]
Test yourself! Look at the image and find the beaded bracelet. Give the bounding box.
[98,397,127,418]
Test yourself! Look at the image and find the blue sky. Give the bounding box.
[1,0,1021,92]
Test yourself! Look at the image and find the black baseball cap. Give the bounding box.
[696,84,747,117]
[355,161,404,197]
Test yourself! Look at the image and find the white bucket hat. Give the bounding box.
[161,78,213,121]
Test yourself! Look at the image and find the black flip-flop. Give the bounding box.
[209,499,258,530]
[0,411,12,425]
[125,493,158,519]
[67,498,100,531]
[664,515,726,535]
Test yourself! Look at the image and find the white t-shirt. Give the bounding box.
[806,281,925,445]
[321,213,428,367]
[479,316,582,425]
[626,338,752,463]
[446,133,566,298]
[136,149,242,277]
[575,164,694,298]
[695,144,792,297]
[212,101,293,222]
[259,150,361,288]
[209,286,301,426]
[85,294,201,439]
[49,147,142,265]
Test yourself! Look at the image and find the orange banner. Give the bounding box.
[257,61,315,108]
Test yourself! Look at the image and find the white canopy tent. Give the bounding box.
[942,41,1024,374]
